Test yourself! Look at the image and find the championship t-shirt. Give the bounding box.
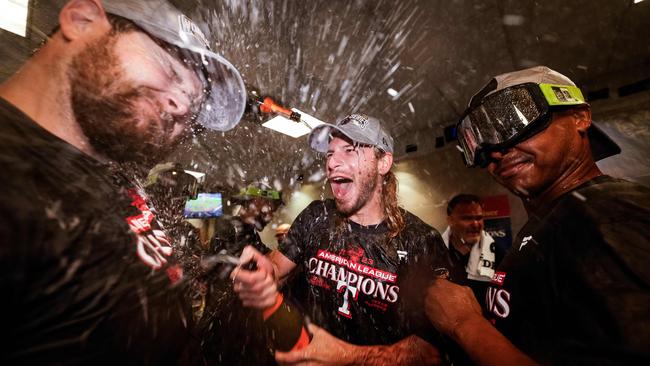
[485,176,650,365]
[279,199,452,346]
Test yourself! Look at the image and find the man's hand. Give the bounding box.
[425,279,483,338]
[275,324,441,366]
[275,323,358,366]
[231,245,278,309]
[425,279,539,366]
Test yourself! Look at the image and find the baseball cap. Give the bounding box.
[102,0,246,132]
[232,182,283,203]
[308,113,394,153]
[467,66,620,161]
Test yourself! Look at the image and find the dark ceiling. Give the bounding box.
[169,0,650,188]
[2,0,649,190]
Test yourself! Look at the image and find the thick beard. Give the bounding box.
[335,164,379,217]
[68,32,187,166]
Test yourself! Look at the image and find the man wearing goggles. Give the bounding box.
[426,66,650,365]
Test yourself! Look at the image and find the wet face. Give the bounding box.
[69,29,204,165]
[447,202,483,245]
[326,137,381,216]
[486,112,578,198]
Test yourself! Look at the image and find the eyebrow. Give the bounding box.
[327,142,355,153]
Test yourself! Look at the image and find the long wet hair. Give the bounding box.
[375,148,405,238]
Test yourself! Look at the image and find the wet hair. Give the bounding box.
[106,13,142,34]
[374,148,404,238]
[447,194,481,215]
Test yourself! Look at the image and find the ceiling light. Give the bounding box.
[263,115,312,138]
[634,0,644,3]
[0,0,29,37]
[262,108,325,138]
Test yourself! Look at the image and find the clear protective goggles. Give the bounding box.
[457,82,586,167]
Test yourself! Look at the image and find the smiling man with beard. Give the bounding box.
[0,0,246,364]
[232,114,452,365]
[425,66,650,365]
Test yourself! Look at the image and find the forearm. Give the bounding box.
[351,335,440,366]
[269,250,296,287]
[452,317,537,366]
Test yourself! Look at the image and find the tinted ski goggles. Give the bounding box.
[457,82,586,167]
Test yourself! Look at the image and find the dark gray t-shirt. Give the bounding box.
[0,98,194,365]
[486,175,650,365]
[279,199,452,346]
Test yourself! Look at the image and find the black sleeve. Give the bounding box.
[277,200,324,264]
[398,222,453,348]
[549,194,650,365]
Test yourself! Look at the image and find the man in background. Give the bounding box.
[275,223,291,245]
[0,0,246,364]
[215,182,284,255]
[442,194,495,300]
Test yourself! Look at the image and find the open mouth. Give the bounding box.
[330,176,354,200]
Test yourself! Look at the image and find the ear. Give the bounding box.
[59,0,110,41]
[573,107,592,134]
[378,152,393,175]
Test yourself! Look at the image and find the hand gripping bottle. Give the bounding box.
[241,260,311,352]
[262,293,312,352]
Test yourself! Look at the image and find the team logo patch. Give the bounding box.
[178,14,210,49]
[518,235,535,251]
[397,250,408,262]
[341,114,369,129]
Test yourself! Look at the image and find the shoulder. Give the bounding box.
[554,176,650,224]
[544,176,650,279]
[295,199,337,221]
[401,209,443,238]
[397,209,446,251]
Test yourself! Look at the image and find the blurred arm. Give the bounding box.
[275,324,442,366]
[425,279,537,366]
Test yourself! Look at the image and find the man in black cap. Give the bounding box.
[216,182,284,255]
[425,66,650,365]
[233,114,450,365]
[0,0,245,364]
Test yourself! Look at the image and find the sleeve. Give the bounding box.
[549,194,650,364]
[400,225,453,348]
[277,200,323,265]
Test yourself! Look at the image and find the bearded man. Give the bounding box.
[0,0,246,364]
[232,114,452,365]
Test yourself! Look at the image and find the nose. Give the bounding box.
[327,151,343,172]
[162,88,192,117]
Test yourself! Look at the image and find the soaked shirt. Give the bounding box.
[0,98,194,365]
[280,199,451,346]
[485,176,650,365]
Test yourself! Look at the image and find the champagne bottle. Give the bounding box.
[238,260,311,352]
[262,293,312,352]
